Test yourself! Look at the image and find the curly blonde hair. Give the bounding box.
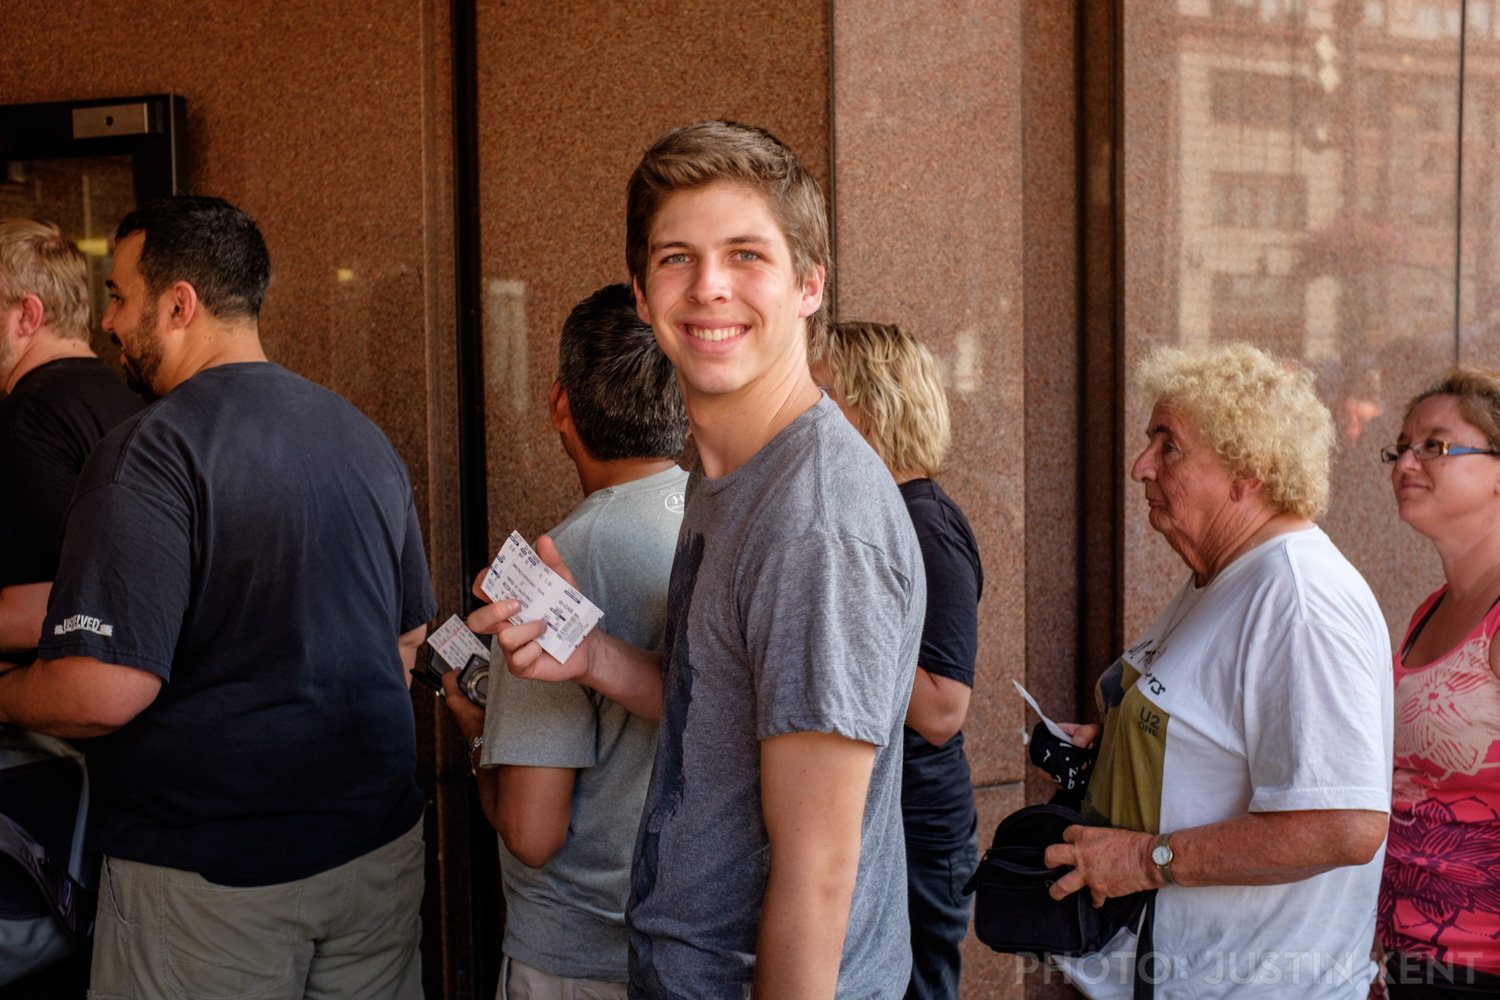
[1135,342,1333,519]
[816,321,950,479]
[1403,365,1500,451]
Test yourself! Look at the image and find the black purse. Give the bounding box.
[963,803,1158,999]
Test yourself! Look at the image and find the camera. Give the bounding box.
[411,645,490,706]
[455,653,489,706]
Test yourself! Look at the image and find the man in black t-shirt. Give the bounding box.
[0,219,141,664]
[0,197,435,1000]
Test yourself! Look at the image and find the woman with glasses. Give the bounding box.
[1376,368,1500,999]
[809,322,983,1000]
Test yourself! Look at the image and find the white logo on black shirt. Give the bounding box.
[53,614,114,638]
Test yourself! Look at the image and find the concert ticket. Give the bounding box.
[480,531,603,663]
[426,614,490,672]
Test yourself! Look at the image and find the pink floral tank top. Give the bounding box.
[1377,585,1500,974]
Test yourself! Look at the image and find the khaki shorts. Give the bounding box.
[88,818,425,1000]
[499,956,626,1000]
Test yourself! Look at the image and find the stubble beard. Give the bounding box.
[120,302,165,399]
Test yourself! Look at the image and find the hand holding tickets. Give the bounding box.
[480,531,603,663]
[428,614,490,671]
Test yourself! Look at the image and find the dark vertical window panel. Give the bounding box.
[1078,0,1127,722]
[445,0,502,998]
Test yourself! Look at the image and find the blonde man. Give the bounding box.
[477,121,926,1000]
[812,321,983,1000]
[0,219,140,662]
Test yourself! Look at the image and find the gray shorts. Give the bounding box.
[499,956,626,1000]
[87,817,425,1000]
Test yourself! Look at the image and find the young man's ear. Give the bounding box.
[797,264,826,319]
[548,379,571,434]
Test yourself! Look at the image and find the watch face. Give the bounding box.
[1152,845,1172,865]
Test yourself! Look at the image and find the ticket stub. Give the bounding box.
[1012,679,1071,743]
[480,531,603,663]
[427,614,491,672]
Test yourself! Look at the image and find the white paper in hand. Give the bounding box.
[480,531,603,663]
[1012,679,1072,743]
[427,614,490,671]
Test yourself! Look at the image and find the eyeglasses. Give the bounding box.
[1380,439,1500,463]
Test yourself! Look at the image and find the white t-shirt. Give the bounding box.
[1056,527,1393,999]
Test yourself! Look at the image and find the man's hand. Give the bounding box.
[1057,722,1100,747]
[439,669,486,743]
[466,534,665,723]
[1032,721,1099,788]
[1044,825,1159,907]
[467,536,593,685]
[1045,810,1388,906]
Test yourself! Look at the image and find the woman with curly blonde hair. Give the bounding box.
[1377,366,1500,998]
[1041,342,1392,999]
[811,321,981,1000]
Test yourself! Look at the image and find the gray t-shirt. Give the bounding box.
[628,398,925,999]
[482,464,687,981]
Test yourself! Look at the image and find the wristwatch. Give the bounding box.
[1152,832,1177,886]
[467,735,484,778]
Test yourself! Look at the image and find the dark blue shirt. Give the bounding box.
[899,478,983,850]
[39,362,434,885]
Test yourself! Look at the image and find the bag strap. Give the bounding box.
[0,813,95,942]
[1133,893,1157,1000]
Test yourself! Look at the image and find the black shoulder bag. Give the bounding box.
[964,725,1160,998]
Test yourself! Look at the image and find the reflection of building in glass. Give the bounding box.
[1168,0,1480,364]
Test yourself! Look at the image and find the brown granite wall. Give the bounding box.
[471,0,831,551]
[0,0,452,514]
[831,1,1066,995]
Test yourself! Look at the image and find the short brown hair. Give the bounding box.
[1404,365,1500,451]
[558,283,686,461]
[625,120,831,354]
[816,321,951,479]
[0,218,90,341]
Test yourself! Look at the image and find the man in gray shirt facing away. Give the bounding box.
[474,121,926,1000]
[442,282,687,999]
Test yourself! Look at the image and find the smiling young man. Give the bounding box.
[477,121,926,1000]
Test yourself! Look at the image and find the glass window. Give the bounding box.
[1124,0,1464,643]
